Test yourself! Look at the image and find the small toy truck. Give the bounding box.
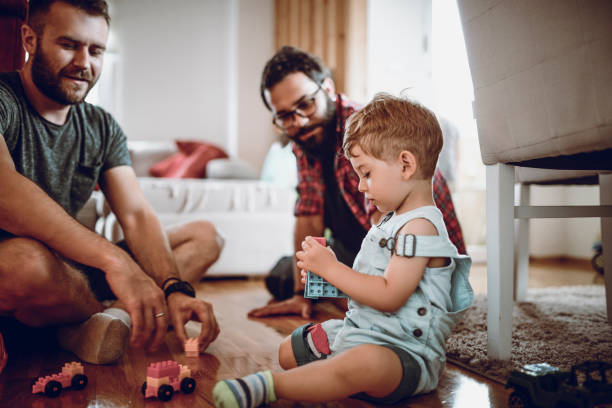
[506,361,612,408]
[142,360,196,401]
[304,237,348,300]
[32,361,88,397]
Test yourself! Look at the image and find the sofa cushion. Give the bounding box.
[459,0,612,166]
[149,140,228,178]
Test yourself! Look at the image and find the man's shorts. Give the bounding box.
[61,240,132,302]
[290,323,421,405]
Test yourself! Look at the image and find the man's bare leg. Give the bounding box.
[166,220,224,284]
[0,237,102,325]
[0,237,129,364]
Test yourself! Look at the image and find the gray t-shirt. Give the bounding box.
[0,72,131,218]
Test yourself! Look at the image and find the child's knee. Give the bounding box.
[278,336,298,370]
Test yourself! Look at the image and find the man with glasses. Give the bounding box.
[249,46,466,318]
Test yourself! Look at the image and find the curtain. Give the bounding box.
[274,0,367,99]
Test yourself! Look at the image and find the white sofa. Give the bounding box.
[76,141,297,277]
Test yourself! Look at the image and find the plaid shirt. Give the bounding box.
[293,94,466,254]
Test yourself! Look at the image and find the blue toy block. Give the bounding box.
[304,271,347,299]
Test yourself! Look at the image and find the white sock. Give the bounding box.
[57,308,130,365]
[102,307,131,327]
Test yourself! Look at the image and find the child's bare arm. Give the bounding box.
[296,218,439,312]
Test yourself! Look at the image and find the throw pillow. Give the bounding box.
[149,140,228,178]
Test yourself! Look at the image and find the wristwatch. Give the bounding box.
[163,280,196,299]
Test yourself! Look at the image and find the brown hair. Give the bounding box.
[28,0,110,35]
[343,93,442,179]
[260,46,331,111]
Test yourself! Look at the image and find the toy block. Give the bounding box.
[304,237,348,299]
[184,338,199,357]
[147,360,179,378]
[146,376,169,388]
[179,364,191,379]
[62,362,84,376]
[143,360,196,401]
[32,361,87,396]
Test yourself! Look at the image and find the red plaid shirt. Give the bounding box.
[293,94,466,254]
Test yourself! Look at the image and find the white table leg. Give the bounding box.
[486,163,515,359]
[514,183,530,302]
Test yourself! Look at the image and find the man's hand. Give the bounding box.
[247,295,313,319]
[104,250,169,350]
[167,293,220,353]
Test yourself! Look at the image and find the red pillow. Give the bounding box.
[149,140,228,178]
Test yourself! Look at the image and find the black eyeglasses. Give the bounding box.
[272,85,322,130]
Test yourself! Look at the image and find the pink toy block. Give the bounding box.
[32,362,87,397]
[184,338,199,357]
[142,360,196,401]
[313,237,326,246]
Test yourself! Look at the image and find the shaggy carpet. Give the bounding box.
[446,285,612,384]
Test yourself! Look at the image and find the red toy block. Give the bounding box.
[313,237,326,246]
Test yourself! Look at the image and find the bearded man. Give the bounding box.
[0,0,222,369]
[249,46,466,318]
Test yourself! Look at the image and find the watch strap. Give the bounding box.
[164,280,196,299]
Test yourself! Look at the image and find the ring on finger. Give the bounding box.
[154,312,166,318]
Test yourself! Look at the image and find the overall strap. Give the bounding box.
[394,234,459,258]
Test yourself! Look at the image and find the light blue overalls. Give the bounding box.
[319,206,474,395]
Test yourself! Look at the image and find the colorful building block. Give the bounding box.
[304,237,348,299]
[32,361,88,397]
[142,360,196,401]
[184,338,199,357]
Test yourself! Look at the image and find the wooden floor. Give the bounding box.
[0,258,603,408]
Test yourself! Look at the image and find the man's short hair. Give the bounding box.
[343,93,443,179]
[260,46,331,111]
[28,0,110,35]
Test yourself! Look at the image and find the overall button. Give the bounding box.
[379,238,387,248]
[413,328,423,337]
[417,307,427,316]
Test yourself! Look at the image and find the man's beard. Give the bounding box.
[31,44,96,105]
[289,93,337,159]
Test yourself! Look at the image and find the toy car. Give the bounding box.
[32,361,88,397]
[142,360,196,401]
[506,361,612,408]
[304,237,348,299]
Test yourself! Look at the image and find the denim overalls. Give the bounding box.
[320,206,474,395]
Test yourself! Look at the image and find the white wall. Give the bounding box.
[529,185,601,259]
[366,0,432,104]
[107,0,275,172]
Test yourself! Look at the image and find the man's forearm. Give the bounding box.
[0,168,123,271]
[293,215,324,292]
[119,208,180,287]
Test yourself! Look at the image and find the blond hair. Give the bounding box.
[343,93,442,179]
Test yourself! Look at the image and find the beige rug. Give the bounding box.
[446,285,612,384]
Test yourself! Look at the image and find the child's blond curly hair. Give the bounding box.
[343,93,443,179]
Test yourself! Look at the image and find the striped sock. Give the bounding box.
[212,370,276,408]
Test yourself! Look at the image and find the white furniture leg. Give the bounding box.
[514,183,530,302]
[486,163,515,359]
[600,174,612,323]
